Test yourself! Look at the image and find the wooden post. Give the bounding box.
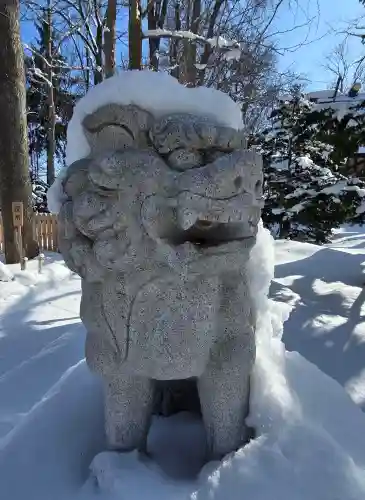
[12,201,25,269]
[38,253,45,274]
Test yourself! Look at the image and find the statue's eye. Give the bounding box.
[167,149,203,171]
[93,125,135,153]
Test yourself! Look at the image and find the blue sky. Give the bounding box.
[274,0,365,89]
[21,0,365,92]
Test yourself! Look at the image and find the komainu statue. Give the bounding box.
[57,101,264,461]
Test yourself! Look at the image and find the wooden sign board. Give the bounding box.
[12,202,24,227]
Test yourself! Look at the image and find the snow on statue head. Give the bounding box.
[55,71,264,462]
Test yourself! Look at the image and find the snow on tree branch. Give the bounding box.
[143,29,239,49]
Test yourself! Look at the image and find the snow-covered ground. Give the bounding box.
[276,224,365,409]
[1,226,365,500]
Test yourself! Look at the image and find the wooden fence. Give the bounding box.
[0,213,59,253]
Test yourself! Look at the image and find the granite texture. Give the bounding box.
[58,102,264,461]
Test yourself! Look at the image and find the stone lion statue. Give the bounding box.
[57,102,263,462]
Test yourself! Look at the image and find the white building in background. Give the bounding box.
[280,86,365,119]
[307,87,365,118]
[305,89,365,156]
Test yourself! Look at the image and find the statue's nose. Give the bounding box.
[178,149,262,200]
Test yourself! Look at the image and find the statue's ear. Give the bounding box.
[82,104,153,154]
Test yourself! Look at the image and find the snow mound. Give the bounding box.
[193,351,365,500]
[48,70,243,214]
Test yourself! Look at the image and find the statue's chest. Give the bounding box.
[103,274,220,379]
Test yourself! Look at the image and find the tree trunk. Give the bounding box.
[182,0,201,87]
[197,0,225,86]
[94,24,104,84]
[147,0,159,70]
[0,0,39,263]
[147,0,169,71]
[129,0,142,70]
[169,1,181,80]
[46,2,56,187]
[104,0,117,78]
[85,46,91,91]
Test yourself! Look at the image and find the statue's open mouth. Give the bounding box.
[170,220,256,249]
[172,191,261,250]
[141,192,261,252]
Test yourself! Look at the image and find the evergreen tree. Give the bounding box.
[31,174,49,213]
[256,92,365,243]
[313,99,365,170]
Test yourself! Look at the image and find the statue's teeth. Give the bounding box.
[211,211,230,223]
[178,203,245,228]
[178,208,198,230]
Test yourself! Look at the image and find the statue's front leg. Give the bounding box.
[198,277,256,460]
[104,374,155,453]
[197,335,255,461]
